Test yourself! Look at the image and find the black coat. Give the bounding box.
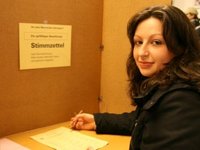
[94,82,200,150]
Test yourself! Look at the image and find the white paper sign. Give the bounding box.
[19,23,72,70]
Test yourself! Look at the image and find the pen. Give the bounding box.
[77,110,83,115]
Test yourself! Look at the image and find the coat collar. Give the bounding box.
[134,85,158,107]
[134,82,199,110]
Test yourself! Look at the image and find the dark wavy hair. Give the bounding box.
[126,5,200,101]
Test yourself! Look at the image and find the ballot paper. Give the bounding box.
[31,127,108,150]
[0,138,30,150]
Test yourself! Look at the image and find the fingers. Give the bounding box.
[70,113,96,130]
[70,113,86,129]
[76,121,84,129]
[70,117,82,129]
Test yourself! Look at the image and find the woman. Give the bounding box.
[71,5,200,150]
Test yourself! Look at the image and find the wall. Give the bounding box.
[0,0,103,137]
[100,0,172,113]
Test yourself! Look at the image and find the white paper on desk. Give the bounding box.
[31,127,108,150]
[0,138,30,150]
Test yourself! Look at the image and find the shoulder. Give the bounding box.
[143,82,200,110]
[141,83,200,149]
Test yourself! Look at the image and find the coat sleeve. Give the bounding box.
[94,111,136,135]
[141,89,200,150]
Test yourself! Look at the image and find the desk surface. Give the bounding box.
[6,122,131,150]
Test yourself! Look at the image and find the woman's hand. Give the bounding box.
[70,113,96,130]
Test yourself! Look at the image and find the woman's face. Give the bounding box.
[133,17,174,77]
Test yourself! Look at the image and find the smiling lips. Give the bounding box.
[138,61,154,68]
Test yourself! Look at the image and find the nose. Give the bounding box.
[138,43,149,57]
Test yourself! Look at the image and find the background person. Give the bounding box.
[185,7,200,27]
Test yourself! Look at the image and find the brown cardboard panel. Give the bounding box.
[0,0,102,137]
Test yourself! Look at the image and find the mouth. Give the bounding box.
[138,61,154,68]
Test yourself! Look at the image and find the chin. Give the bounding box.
[140,71,154,77]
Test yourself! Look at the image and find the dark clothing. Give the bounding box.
[94,82,200,150]
[195,25,200,38]
[191,18,200,27]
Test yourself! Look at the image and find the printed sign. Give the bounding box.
[19,23,72,70]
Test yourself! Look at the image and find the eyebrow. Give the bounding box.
[134,33,163,38]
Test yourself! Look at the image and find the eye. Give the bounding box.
[134,40,143,46]
[151,40,163,46]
